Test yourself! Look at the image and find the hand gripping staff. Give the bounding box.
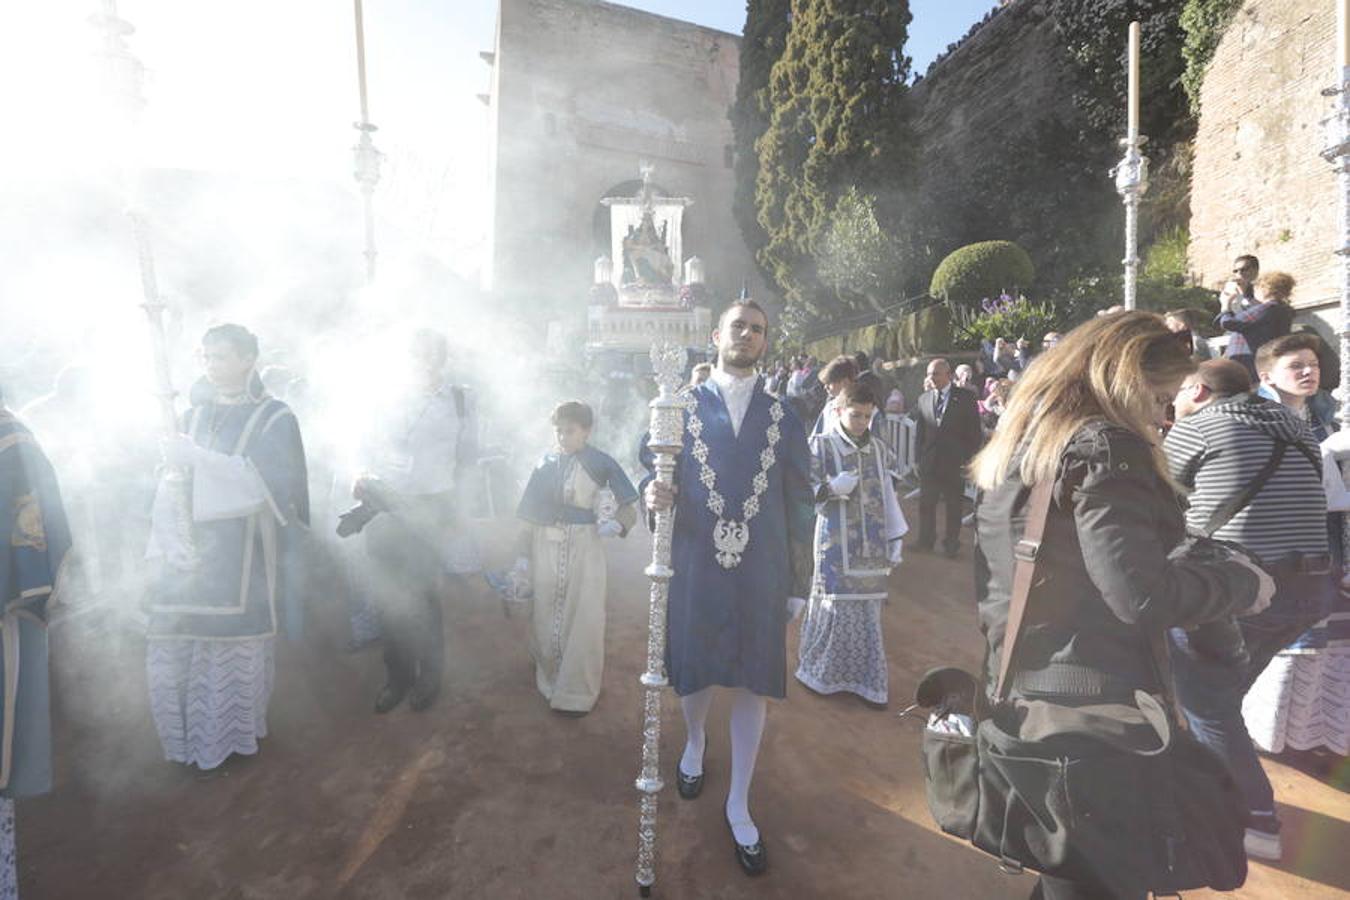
[633,342,687,896]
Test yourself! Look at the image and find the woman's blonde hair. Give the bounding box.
[971,311,1196,490]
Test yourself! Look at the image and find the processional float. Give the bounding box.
[632,341,687,896]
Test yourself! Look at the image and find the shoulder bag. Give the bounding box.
[917,478,1248,897]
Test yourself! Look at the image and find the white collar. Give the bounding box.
[710,367,757,393]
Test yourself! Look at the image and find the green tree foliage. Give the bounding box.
[1045,228,1213,325]
[929,241,1035,311]
[817,187,907,313]
[1179,0,1243,114]
[755,0,913,325]
[1138,225,1215,314]
[1141,225,1189,282]
[731,1,792,274]
[1051,0,1194,148]
[1044,1,1197,278]
[958,116,1121,292]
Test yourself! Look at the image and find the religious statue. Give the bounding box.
[621,211,676,286]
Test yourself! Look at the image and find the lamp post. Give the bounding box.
[1113,20,1149,310]
[352,0,383,284]
[632,341,687,897]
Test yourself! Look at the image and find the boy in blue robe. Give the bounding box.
[642,299,814,877]
[797,382,906,705]
[515,401,637,714]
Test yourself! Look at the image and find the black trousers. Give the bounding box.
[918,469,964,551]
[364,507,448,689]
[380,584,444,688]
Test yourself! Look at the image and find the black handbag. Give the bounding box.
[917,478,1248,897]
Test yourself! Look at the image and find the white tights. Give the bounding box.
[679,686,767,846]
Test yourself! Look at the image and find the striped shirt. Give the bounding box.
[1164,394,1327,562]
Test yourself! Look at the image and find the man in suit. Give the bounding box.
[913,358,981,557]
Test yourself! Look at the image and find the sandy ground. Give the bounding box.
[19,510,1350,899]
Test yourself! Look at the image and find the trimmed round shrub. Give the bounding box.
[929,241,1035,310]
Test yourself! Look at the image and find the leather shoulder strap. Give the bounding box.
[1202,440,1287,536]
[994,476,1054,702]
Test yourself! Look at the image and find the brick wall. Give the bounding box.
[1189,0,1339,315]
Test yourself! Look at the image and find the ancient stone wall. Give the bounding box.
[903,1,1117,290]
[486,0,769,316]
[1189,0,1338,314]
[908,1,1080,225]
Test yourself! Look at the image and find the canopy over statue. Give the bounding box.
[590,162,711,356]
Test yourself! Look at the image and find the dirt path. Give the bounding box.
[20,511,1350,899]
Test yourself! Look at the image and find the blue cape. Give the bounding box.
[517,445,638,526]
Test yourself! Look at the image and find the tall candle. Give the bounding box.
[1340,0,1349,73]
[354,0,371,125]
[1127,21,1141,138]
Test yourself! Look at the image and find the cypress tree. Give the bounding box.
[755,0,913,329]
[730,1,791,274]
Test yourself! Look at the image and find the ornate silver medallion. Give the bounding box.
[712,517,750,568]
[686,398,784,569]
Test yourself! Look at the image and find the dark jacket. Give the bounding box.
[975,421,1260,702]
[1217,300,1293,360]
[913,384,982,480]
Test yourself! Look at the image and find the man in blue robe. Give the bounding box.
[641,299,813,877]
[147,324,309,771]
[0,391,72,898]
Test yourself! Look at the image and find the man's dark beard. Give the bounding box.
[721,346,762,370]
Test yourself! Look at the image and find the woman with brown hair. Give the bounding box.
[971,311,1274,899]
[1217,270,1296,380]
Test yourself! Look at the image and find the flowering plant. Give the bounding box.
[979,292,1020,316]
[950,292,1064,351]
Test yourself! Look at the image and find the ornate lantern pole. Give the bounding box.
[352,0,384,284]
[1322,0,1350,563]
[1113,20,1149,310]
[89,1,195,565]
[633,341,688,897]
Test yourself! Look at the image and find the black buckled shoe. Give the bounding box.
[374,682,408,714]
[675,763,704,800]
[727,820,767,877]
[408,675,441,712]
